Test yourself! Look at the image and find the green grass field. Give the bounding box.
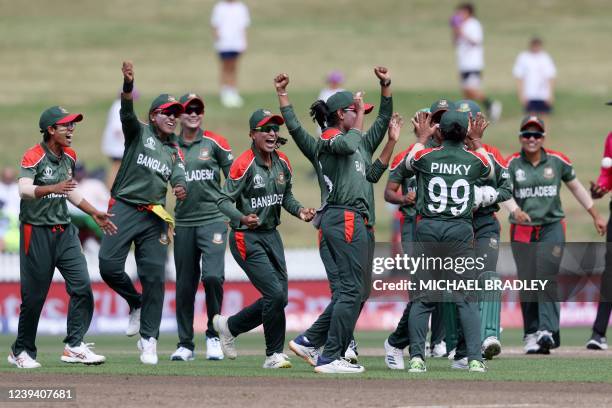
[1,328,609,382]
[1,0,612,246]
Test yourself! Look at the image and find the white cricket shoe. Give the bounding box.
[431,340,447,358]
[170,346,194,361]
[524,333,539,354]
[482,336,502,360]
[263,353,292,369]
[314,358,365,374]
[126,307,141,337]
[61,343,106,365]
[384,338,405,370]
[451,357,468,370]
[344,339,358,364]
[206,337,224,360]
[212,314,237,359]
[137,337,158,365]
[8,351,41,369]
[289,335,321,366]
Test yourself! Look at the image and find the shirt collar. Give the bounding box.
[251,144,277,168]
[520,147,548,164]
[179,128,203,147]
[40,142,62,164]
[441,139,463,148]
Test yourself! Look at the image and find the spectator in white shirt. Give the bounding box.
[450,3,502,121]
[0,167,20,217]
[101,89,139,189]
[211,0,250,108]
[513,37,557,122]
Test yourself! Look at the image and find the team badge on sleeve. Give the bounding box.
[276,173,285,185]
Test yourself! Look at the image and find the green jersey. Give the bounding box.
[218,146,303,231]
[111,98,186,206]
[389,147,417,219]
[410,140,491,221]
[19,143,76,225]
[474,143,512,216]
[174,129,233,227]
[507,148,575,225]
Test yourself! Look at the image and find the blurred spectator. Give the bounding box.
[513,37,557,123]
[68,162,110,243]
[211,0,250,108]
[318,70,345,103]
[450,2,502,121]
[101,89,139,189]
[0,167,20,217]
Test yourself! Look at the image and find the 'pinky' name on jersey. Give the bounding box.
[431,162,472,175]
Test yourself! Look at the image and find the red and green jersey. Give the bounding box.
[389,148,417,219]
[280,94,392,225]
[218,146,303,231]
[410,140,491,221]
[111,98,186,206]
[474,143,512,216]
[19,143,77,225]
[507,148,575,225]
[174,129,233,227]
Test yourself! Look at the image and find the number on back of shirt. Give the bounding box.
[427,177,470,216]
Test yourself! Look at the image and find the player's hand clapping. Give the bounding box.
[411,111,437,144]
[388,113,404,143]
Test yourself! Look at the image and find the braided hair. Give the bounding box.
[309,100,340,130]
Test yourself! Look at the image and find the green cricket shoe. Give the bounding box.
[408,357,426,373]
[468,360,487,372]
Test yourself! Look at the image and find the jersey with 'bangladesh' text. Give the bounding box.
[409,140,491,221]
[19,143,76,225]
[389,147,417,219]
[174,129,233,227]
[218,146,303,231]
[111,98,186,206]
[507,148,575,225]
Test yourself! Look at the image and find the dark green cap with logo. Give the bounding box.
[326,91,374,114]
[179,93,205,110]
[249,108,285,130]
[39,106,83,132]
[520,115,545,132]
[440,110,469,134]
[455,99,481,115]
[149,94,184,114]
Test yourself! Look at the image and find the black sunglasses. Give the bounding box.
[255,125,280,133]
[520,131,544,140]
[185,105,204,115]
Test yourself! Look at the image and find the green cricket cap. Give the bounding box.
[520,115,545,132]
[179,93,205,110]
[249,108,284,130]
[149,94,184,114]
[440,110,469,134]
[326,91,374,114]
[455,99,481,115]
[39,106,83,132]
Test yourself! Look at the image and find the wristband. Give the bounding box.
[380,78,391,87]
[123,80,134,93]
[277,92,288,96]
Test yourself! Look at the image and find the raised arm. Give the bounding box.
[362,67,393,154]
[119,61,142,143]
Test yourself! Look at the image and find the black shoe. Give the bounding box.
[586,333,608,350]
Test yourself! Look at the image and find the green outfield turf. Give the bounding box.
[1,328,610,382]
[1,0,611,246]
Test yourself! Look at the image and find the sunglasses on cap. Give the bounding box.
[254,125,280,133]
[184,105,204,115]
[520,131,545,139]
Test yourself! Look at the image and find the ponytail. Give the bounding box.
[309,99,340,129]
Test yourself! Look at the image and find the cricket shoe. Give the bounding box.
[212,314,237,359]
[451,357,468,370]
[206,337,224,360]
[137,337,158,365]
[125,307,141,337]
[431,341,447,358]
[468,360,487,372]
[523,333,540,354]
[314,356,364,374]
[7,351,41,369]
[586,333,608,350]
[482,336,502,360]
[289,335,321,366]
[344,339,359,364]
[384,338,405,370]
[536,330,555,354]
[61,343,106,365]
[171,346,194,361]
[408,357,426,373]
[263,353,292,369]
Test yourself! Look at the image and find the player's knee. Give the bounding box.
[98,258,123,279]
[267,289,287,310]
